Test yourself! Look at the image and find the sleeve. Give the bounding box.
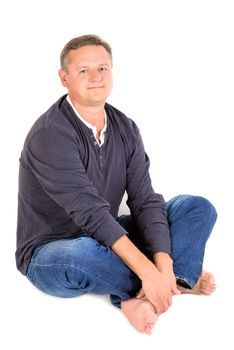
[25,126,127,246]
[126,121,171,257]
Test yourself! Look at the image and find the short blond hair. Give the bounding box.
[60,34,112,71]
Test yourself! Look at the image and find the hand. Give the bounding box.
[138,267,173,315]
[160,269,180,296]
[110,236,176,315]
[153,252,181,296]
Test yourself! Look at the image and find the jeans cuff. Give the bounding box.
[175,276,193,289]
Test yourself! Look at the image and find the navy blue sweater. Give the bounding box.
[16,95,171,274]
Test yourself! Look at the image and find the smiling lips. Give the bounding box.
[88,86,105,89]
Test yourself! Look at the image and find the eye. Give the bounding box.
[99,66,108,72]
[79,69,88,74]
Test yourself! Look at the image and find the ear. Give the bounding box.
[58,69,68,87]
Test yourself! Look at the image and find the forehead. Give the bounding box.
[66,45,111,65]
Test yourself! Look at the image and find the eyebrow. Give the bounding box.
[77,63,111,68]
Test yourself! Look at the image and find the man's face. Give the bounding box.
[59,45,113,107]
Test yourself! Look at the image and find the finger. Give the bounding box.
[153,299,167,315]
[172,286,181,295]
[160,296,172,313]
[168,296,173,307]
[150,300,161,315]
[161,302,170,313]
[145,326,152,335]
[136,289,145,299]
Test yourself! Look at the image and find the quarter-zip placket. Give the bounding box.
[90,132,104,171]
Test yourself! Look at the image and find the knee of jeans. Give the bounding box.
[168,194,217,224]
[189,196,217,224]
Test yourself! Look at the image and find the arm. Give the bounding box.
[124,121,179,298]
[111,235,173,314]
[25,126,127,245]
[125,120,171,257]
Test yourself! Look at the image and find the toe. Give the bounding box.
[145,325,152,335]
[202,271,215,284]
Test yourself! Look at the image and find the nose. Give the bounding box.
[88,70,103,82]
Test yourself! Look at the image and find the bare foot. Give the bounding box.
[177,271,216,295]
[121,298,158,335]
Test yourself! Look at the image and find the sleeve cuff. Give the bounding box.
[92,213,128,247]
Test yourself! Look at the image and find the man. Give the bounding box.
[16,34,217,335]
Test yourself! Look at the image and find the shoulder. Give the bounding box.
[105,103,140,138]
[24,95,76,146]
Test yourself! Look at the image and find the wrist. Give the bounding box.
[153,252,173,272]
[137,258,159,280]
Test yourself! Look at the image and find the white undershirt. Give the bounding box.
[66,95,107,146]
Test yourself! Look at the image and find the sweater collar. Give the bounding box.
[66,95,107,146]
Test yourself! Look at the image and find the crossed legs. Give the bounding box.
[27,195,217,335]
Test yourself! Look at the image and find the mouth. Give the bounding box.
[87,86,105,89]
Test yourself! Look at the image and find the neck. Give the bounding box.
[68,95,105,127]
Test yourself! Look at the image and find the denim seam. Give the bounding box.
[173,202,215,287]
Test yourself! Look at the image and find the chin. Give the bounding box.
[89,94,110,104]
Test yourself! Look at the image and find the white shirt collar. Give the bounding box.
[66,95,107,146]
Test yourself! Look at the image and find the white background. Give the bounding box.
[0,0,233,349]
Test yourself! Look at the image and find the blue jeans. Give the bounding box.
[26,195,217,308]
